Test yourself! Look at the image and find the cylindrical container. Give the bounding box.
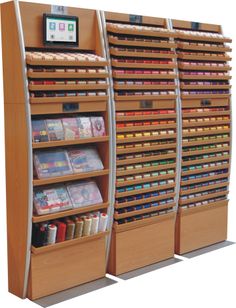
[65,219,75,240]
[98,213,108,232]
[83,216,92,236]
[47,224,57,245]
[90,215,99,235]
[74,218,84,238]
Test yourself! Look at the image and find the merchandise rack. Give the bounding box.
[1,1,113,300]
[101,12,180,275]
[172,19,232,254]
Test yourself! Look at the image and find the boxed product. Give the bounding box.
[31,120,49,143]
[33,185,72,215]
[67,147,104,173]
[76,117,93,138]
[45,119,64,141]
[67,181,103,207]
[34,150,73,178]
[90,117,106,137]
[62,118,80,140]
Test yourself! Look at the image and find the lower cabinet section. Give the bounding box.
[27,232,108,300]
[108,212,175,275]
[175,200,228,254]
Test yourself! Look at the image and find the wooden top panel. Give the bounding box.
[19,2,97,50]
[105,11,167,27]
[172,19,221,33]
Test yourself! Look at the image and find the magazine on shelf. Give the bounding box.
[90,117,106,137]
[31,119,49,142]
[62,117,80,140]
[76,117,93,138]
[67,181,103,208]
[45,119,64,141]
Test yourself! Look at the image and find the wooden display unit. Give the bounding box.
[102,12,180,275]
[172,19,232,254]
[1,1,112,300]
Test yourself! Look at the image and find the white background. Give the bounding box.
[0,0,235,307]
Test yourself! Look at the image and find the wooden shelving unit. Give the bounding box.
[172,19,232,254]
[1,1,113,301]
[102,12,179,275]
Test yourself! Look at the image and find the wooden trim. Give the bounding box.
[177,33,231,43]
[182,137,230,147]
[30,96,108,104]
[116,124,176,133]
[182,155,230,166]
[117,133,176,144]
[179,73,231,80]
[181,84,231,90]
[181,172,229,186]
[115,192,176,209]
[111,60,176,69]
[116,163,176,177]
[115,94,177,101]
[181,181,228,196]
[29,84,108,91]
[182,120,230,128]
[33,169,109,186]
[182,146,230,157]
[116,173,175,187]
[182,111,230,118]
[110,47,177,59]
[116,153,176,166]
[31,231,109,255]
[117,142,177,154]
[181,94,230,100]
[177,53,231,62]
[26,59,108,67]
[116,113,176,121]
[172,19,222,33]
[182,128,230,137]
[177,43,231,53]
[32,202,109,223]
[178,64,231,71]
[113,72,177,80]
[179,190,228,205]
[32,136,109,149]
[182,163,229,176]
[27,71,108,79]
[114,84,177,91]
[108,38,177,50]
[114,203,175,219]
[115,183,175,198]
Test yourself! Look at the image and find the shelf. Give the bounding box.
[182,146,230,157]
[116,113,176,121]
[113,72,177,80]
[181,181,228,196]
[26,59,108,67]
[111,60,177,69]
[114,202,175,220]
[181,94,230,99]
[117,142,177,154]
[32,136,109,149]
[113,211,175,232]
[29,84,108,91]
[27,71,109,79]
[181,172,229,186]
[115,94,177,101]
[182,155,229,167]
[106,25,175,38]
[116,124,176,133]
[180,84,231,90]
[178,64,231,71]
[182,137,230,147]
[31,231,109,255]
[117,133,176,144]
[182,128,230,137]
[182,120,230,128]
[177,53,231,62]
[177,33,231,43]
[108,36,177,49]
[116,163,176,177]
[30,96,108,104]
[182,163,229,176]
[115,192,175,209]
[179,73,231,80]
[177,43,232,52]
[110,48,177,59]
[179,190,228,206]
[116,173,175,187]
[32,202,109,223]
[179,199,228,214]
[33,169,109,186]
[182,111,230,118]
[114,84,176,91]
[116,153,176,166]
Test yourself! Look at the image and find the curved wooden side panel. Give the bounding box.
[1,1,30,298]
